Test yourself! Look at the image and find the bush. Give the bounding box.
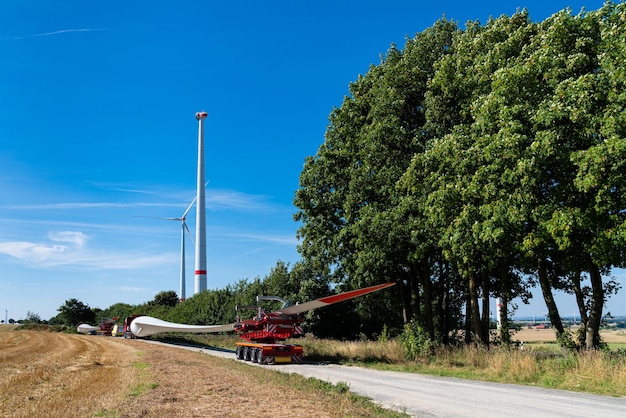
[400,320,434,360]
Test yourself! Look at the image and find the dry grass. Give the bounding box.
[0,328,403,417]
[119,343,399,417]
[297,329,626,397]
[299,336,406,364]
[0,329,139,417]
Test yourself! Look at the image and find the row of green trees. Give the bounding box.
[293,3,625,349]
[46,4,624,350]
[51,261,392,340]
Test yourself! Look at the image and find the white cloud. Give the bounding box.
[0,233,177,270]
[207,190,273,211]
[1,189,274,212]
[49,231,88,247]
[2,28,110,41]
[225,232,298,246]
[0,230,89,263]
[0,241,69,262]
[2,202,182,210]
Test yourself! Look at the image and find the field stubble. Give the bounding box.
[0,328,138,417]
[0,327,401,418]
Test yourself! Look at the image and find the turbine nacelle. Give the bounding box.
[195,111,208,120]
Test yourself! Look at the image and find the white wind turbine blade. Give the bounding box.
[181,180,208,219]
[183,220,195,247]
[182,196,196,219]
[134,215,182,221]
[130,316,237,337]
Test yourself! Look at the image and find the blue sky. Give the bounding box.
[1,0,622,322]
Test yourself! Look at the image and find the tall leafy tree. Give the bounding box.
[524,8,616,348]
[412,12,539,345]
[57,298,95,327]
[295,19,457,339]
[152,290,179,307]
[565,3,626,347]
[294,3,625,347]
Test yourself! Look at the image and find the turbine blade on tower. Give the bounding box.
[183,221,195,247]
[134,215,181,221]
[182,197,197,219]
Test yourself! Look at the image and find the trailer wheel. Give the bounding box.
[244,346,251,361]
[236,346,244,360]
[251,348,259,363]
[255,348,262,364]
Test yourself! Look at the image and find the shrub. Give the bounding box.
[400,320,434,360]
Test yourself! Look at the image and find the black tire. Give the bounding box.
[251,348,259,363]
[244,346,251,361]
[236,346,244,360]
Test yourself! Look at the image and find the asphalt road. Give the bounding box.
[142,340,626,417]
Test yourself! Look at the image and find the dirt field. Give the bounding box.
[513,327,626,343]
[0,328,390,418]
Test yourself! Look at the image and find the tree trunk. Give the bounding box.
[418,260,435,342]
[403,266,420,323]
[571,272,588,327]
[468,270,484,344]
[537,258,565,337]
[498,269,511,344]
[585,261,604,349]
[464,291,472,344]
[481,272,491,346]
[436,260,449,345]
[400,276,410,324]
[499,294,510,344]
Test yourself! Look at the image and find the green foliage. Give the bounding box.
[556,331,577,351]
[24,311,42,324]
[293,3,626,349]
[400,320,435,360]
[151,290,179,307]
[98,303,137,322]
[45,4,626,349]
[57,299,95,327]
[378,324,390,343]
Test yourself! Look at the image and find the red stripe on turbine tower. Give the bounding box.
[194,111,208,294]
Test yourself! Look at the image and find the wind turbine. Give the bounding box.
[137,197,196,301]
[195,111,208,294]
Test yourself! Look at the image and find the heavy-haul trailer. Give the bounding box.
[129,282,396,363]
[230,297,305,364]
[235,342,303,364]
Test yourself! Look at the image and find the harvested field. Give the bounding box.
[0,329,139,417]
[0,329,397,417]
[512,327,626,343]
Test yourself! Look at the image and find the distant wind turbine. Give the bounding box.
[136,197,196,301]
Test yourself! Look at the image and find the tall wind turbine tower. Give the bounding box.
[194,111,208,294]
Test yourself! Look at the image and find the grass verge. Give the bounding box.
[179,332,626,398]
